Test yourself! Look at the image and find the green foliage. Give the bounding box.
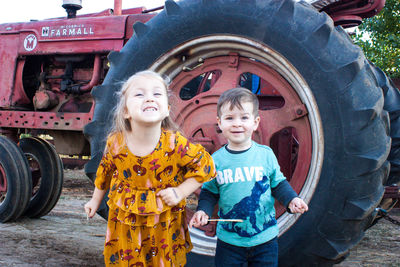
[352,0,400,78]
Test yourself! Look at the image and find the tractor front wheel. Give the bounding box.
[19,137,63,218]
[0,136,32,222]
[31,137,64,218]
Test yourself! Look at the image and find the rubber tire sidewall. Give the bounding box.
[31,137,64,218]
[0,136,32,222]
[20,137,56,218]
[371,63,400,185]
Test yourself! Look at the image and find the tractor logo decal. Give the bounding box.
[42,27,50,36]
[41,24,94,38]
[24,34,37,51]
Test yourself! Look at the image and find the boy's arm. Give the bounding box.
[271,180,298,213]
[189,188,219,228]
[197,188,219,218]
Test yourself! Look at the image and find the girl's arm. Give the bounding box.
[157,178,201,206]
[84,187,107,218]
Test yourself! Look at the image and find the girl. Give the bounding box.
[84,70,216,267]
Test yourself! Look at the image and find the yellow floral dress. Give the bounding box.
[94,130,216,267]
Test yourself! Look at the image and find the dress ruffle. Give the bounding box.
[108,200,185,227]
[107,179,186,226]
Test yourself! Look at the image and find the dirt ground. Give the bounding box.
[0,169,399,267]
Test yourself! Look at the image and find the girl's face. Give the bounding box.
[124,75,170,127]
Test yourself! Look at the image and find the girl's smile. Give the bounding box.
[143,106,158,112]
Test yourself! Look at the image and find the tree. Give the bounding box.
[352,0,400,78]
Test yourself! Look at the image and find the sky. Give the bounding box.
[0,0,165,24]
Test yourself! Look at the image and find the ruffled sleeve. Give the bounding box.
[175,131,216,183]
[94,134,118,191]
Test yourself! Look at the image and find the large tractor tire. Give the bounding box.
[84,0,391,265]
[31,138,64,218]
[20,137,56,218]
[19,137,64,218]
[0,136,32,222]
[371,64,400,185]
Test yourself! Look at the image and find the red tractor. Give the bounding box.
[0,0,398,265]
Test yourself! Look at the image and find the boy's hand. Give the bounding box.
[157,187,183,206]
[189,210,209,228]
[288,197,308,214]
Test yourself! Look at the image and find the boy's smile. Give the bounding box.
[217,101,260,151]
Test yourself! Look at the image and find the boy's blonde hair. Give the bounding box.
[217,87,259,117]
[110,70,177,136]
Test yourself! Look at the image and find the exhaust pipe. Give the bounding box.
[62,0,82,19]
[114,0,122,16]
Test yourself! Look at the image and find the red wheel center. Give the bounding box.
[171,55,312,218]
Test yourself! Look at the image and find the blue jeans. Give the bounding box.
[215,237,278,267]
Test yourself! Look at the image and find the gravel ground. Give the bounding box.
[0,169,399,266]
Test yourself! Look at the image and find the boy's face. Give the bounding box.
[217,101,260,150]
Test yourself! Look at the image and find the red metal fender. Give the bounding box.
[319,0,386,28]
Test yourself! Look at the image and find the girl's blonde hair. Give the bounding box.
[109,70,178,137]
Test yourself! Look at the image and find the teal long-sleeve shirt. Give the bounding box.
[199,142,298,247]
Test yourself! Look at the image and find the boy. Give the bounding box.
[189,87,308,267]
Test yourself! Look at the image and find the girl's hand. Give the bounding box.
[189,210,209,228]
[157,187,183,206]
[84,187,106,219]
[288,197,308,214]
[84,198,100,218]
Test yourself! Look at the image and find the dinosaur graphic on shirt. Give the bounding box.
[219,175,277,237]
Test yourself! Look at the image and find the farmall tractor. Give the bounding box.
[0,0,399,265]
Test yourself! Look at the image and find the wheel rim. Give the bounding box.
[151,35,324,237]
[24,152,42,198]
[0,163,6,205]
